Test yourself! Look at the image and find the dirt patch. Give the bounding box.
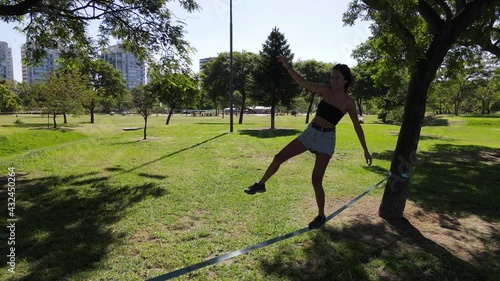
[323,197,500,264]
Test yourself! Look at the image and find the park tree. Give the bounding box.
[36,68,90,128]
[344,0,500,219]
[0,82,21,115]
[81,59,127,123]
[0,0,199,65]
[294,60,333,124]
[131,85,157,140]
[252,27,301,129]
[149,68,199,125]
[351,66,387,117]
[201,51,259,123]
[201,56,228,115]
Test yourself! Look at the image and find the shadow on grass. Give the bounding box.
[370,144,500,221]
[239,128,301,138]
[260,218,496,280]
[106,133,229,176]
[461,114,500,118]
[0,172,167,281]
[410,144,500,221]
[422,116,450,126]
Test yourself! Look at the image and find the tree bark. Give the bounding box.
[166,107,174,125]
[53,113,57,129]
[270,103,276,130]
[90,101,95,124]
[306,92,315,124]
[143,117,148,140]
[239,92,246,124]
[379,38,450,218]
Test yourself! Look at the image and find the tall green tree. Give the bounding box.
[149,68,199,125]
[81,59,127,123]
[344,0,499,219]
[252,27,300,129]
[294,60,333,123]
[351,66,387,117]
[0,83,21,115]
[201,51,259,123]
[0,1,199,65]
[36,68,90,128]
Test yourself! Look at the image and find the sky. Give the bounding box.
[0,0,373,82]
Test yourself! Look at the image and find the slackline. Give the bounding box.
[147,175,389,281]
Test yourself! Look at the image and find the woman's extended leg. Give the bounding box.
[258,139,307,184]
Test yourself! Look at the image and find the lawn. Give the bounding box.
[0,113,499,281]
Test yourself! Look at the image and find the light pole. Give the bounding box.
[229,0,234,132]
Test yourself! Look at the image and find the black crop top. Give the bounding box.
[316,100,345,125]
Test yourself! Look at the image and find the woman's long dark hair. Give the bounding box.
[332,64,353,93]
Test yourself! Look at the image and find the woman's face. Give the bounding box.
[330,70,347,92]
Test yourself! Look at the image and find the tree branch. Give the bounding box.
[451,0,498,43]
[362,0,418,62]
[416,0,445,34]
[0,0,42,16]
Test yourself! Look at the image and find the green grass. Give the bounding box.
[0,113,499,280]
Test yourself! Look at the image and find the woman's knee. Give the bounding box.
[311,173,324,187]
[273,152,288,164]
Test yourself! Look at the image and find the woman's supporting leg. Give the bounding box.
[258,139,307,184]
[311,152,331,217]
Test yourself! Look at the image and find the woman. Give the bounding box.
[244,56,373,229]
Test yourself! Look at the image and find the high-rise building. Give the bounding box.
[21,44,60,83]
[199,57,214,71]
[100,45,145,90]
[0,41,14,81]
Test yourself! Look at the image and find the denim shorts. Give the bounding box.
[297,123,336,157]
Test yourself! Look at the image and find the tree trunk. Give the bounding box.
[306,92,315,124]
[90,101,95,124]
[53,113,57,128]
[63,113,68,124]
[357,97,363,116]
[166,108,174,125]
[143,117,148,140]
[239,92,246,124]
[379,45,447,219]
[270,103,276,130]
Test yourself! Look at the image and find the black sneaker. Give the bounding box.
[244,183,266,195]
[308,215,326,229]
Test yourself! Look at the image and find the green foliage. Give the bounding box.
[0,83,21,112]
[1,1,200,66]
[252,27,301,128]
[201,51,260,118]
[36,67,90,127]
[149,68,199,114]
[81,59,128,116]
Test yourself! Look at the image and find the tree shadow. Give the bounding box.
[422,116,450,126]
[260,218,494,280]
[239,129,302,138]
[0,172,167,281]
[462,114,500,119]
[409,144,500,221]
[111,133,228,175]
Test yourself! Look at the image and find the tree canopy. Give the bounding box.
[0,0,200,65]
[344,0,499,219]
